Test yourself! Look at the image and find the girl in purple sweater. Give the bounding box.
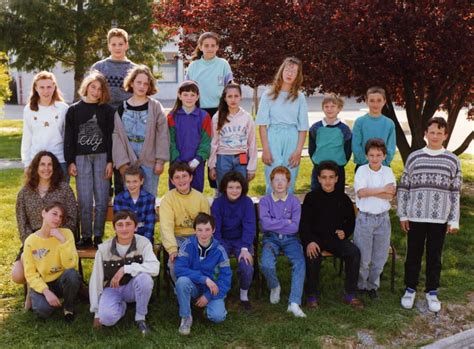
[211,171,256,310]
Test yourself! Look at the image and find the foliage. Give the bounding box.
[0,51,11,108]
[0,0,171,98]
[154,0,473,161]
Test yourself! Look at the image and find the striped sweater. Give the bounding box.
[397,147,462,229]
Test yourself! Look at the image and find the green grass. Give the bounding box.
[1,162,473,347]
[0,120,22,159]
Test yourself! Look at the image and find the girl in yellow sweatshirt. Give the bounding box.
[23,202,81,321]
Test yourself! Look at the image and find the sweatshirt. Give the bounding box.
[208,107,258,174]
[21,102,69,166]
[259,193,301,235]
[159,188,210,254]
[211,194,256,249]
[23,228,78,293]
[175,235,232,301]
[64,100,114,165]
[308,119,352,166]
[299,189,355,248]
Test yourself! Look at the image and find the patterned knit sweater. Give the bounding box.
[397,147,462,229]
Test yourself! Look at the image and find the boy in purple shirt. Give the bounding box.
[259,166,306,318]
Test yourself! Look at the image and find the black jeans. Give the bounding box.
[404,221,447,292]
[305,239,360,296]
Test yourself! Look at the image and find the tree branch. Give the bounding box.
[453,131,473,156]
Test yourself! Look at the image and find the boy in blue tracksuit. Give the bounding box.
[175,213,232,336]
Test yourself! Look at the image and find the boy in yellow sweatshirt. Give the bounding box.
[23,202,81,321]
[159,162,210,280]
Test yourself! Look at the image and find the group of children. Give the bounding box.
[16,27,462,336]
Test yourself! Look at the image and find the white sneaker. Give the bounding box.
[178,316,193,336]
[426,292,441,313]
[270,285,281,304]
[401,289,416,309]
[287,303,306,318]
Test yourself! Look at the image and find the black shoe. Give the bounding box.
[136,320,150,335]
[64,311,75,323]
[240,300,252,311]
[368,289,378,299]
[357,288,367,296]
[76,238,93,248]
[93,237,103,248]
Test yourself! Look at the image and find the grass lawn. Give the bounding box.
[1,151,473,347]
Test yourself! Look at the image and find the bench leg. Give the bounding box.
[390,246,396,293]
[78,258,84,281]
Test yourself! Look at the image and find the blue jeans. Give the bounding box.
[260,232,305,305]
[141,165,159,198]
[216,154,247,189]
[175,276,227,323]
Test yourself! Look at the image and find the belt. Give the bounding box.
[128,136,145,143]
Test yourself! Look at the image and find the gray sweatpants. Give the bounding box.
[353,211,391,291]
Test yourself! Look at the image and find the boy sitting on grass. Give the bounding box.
[175,212,232,335]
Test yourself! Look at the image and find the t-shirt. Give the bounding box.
[354,164,396,214]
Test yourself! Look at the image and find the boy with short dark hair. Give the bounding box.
[259,166,306,318]
[159,162,210,279]
[89,210,160,335]
[353,138,396,299]
[113,165,156,244]
[308,93,351,193]
[398,117,462,313]
[300,161,362,309]
[175,212,232,335]
[352,87,396,169]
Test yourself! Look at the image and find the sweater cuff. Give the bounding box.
[448,221,459,230]
[399,217,409,222]
[167,246,177,254]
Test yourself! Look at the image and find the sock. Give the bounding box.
[240,289,249,301]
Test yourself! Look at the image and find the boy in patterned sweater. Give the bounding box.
[398,117,462,313]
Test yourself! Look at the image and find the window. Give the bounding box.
[159,52,178,83]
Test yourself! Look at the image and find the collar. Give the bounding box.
[198,239,214,258]
[271,192,288,202]
[322,118,340,126]
[423,146,446,156]
[110,236,137,258]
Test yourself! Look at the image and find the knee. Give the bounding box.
[175,276,192,292]
[134,273,154,292]
[11,264,26,284]
[239,261,254,276]
[99,310,121,327]
[32,301,54,319]
[207,305,227,323]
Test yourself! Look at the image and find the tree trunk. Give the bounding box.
[252,86,259,115]
[383,96,410,163]
[453,131,473,156]
[73,0,85,102]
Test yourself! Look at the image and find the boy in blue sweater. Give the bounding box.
[175,213,232,336]
[211,171,256,310]
[113,166,156,244]
[352,87,396,170]
[308,93,351,193]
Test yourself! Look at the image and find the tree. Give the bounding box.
[0,0,170,99]
[0,52,11,108]
[155,0,472,160]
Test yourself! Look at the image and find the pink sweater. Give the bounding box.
[208,107,257,174]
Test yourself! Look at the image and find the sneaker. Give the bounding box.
[401,288,416,309]
[76,238,93,248]
[270,285,281,304]
[93,237,103,248]
[368,289,378,299]
[64,310,74,323]
[240,300,252,311]
[179,316,193,336]
[426,291,441,313]
[343,294,364,309]
[136,320,150,335]
[287,303,307,318]
[306,296,319,309]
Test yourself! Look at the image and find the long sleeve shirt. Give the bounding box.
[159,189,210,254]
[64,100,114,165]
[351,113,396,166]
[113,189,156,244]
[89,235,159,317]
[299,189,355,248]
[175,235,232,301]
[167,107,212,164]
[23,228,78,293]
[208,107,258,174]
[21,102,69,167]
[258,193,301,235]
[308,119,352,166]
[397,147,462,229]
[211,195,256,249]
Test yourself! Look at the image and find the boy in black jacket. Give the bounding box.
[299,161,362,309]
